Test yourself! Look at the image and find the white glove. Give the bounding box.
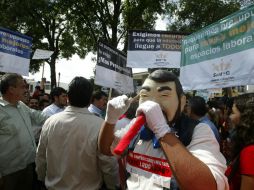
[105,95,132,124]
[136,100,171,139]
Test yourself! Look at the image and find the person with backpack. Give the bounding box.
[225,93,254,190]
[98,70,229,190]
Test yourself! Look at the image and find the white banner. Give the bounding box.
[32,49,54,59]
[0,52,30,75]
[95,41,134,94]
[95,65,134,94]
[127,30,185,68]
[127,51,181,68]
[0,27,32,76]
[181,49,254,90]
[180,5,254,90]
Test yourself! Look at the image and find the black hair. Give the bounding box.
[228,93,254,182]
[0,73,23,95]
[148,70,183,96]
[230,93,254,158]
[50,87,67,102]
[23,79,29,89]
[35,86,41,90]
[41,93,50,100]
[91,91,108,103]
[188,96,208,117]
[68,76,93,107]
[29,96,39,101]
[39,99,50,109]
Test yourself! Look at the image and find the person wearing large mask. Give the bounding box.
[99,69,229,190]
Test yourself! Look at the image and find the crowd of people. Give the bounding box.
[0,70,253,190]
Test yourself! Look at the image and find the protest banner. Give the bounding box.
[0,27,32,76]
[180,5,254,90]
[95,41,134,94]
[32,49,54,59]
[127,30,185,68]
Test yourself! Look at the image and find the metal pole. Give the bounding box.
[58,72,60,87]
[41,62,45,79]
[108,88,112,100]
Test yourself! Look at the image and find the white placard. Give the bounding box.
[32,49,54,60]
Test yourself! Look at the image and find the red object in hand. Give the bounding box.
[113,114,146,156]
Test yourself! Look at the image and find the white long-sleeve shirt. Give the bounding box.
[113,120,229,190]
[36,106,119,190]
[0,99,47,177]
[42,103,64,117]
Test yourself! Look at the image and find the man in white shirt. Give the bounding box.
[36,76,119,190]
[88,91,108,118]
[42,87,67,116]
[0,73,48,190]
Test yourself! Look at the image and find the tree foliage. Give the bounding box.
[1,0,244,89]
[0,0,167,88]
[0,0,77,88]
[66,0,167,53]
[166,0,241,33]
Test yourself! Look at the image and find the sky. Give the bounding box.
[27,17,167,84]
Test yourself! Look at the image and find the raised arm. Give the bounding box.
[98,122,116,155]
[159,133,217,190]
[98,95,131,155]
[137,101,227,190]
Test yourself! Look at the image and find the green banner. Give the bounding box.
[181,5,254,66]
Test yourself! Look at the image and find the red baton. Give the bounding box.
[113,114,146,156]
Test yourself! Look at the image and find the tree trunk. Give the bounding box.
[49,56,57,89]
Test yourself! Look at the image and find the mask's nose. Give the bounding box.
[150,97,160,105]
[139,97,156,104]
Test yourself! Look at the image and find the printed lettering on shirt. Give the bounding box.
[127,151,172,177]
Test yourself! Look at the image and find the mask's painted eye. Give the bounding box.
[140,94,148,98]
[160,92,171,97]
[139,90,149,98]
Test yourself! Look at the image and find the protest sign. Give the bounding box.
[0,27,32,76]
[95,41,134,94]
[127,30,185,68]
[180,5,254,90]
[32,49,54,59]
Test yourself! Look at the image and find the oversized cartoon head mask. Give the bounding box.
[139,70,186,123]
